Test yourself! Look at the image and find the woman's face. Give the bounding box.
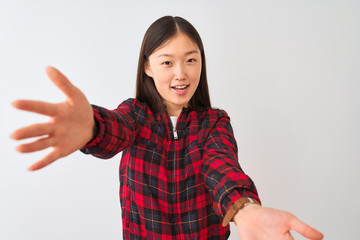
[145,32,202,116]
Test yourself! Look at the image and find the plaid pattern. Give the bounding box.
[81,98,260,239]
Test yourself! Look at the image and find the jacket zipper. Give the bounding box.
[173,127,178,140]
[172,112,180,234]
[164,108,181,230]
[168,113,180,140]
[164,106,180,141]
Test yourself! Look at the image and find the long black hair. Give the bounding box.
[136,16,211,113]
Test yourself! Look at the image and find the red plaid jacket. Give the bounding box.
[81,98,260,239]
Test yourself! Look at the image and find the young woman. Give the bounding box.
[11,16,323,240]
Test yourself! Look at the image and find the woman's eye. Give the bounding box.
[162,61,171,66]
[187,58,196,63]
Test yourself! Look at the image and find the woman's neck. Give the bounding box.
[167,108,181,117]
[164,102,183,117]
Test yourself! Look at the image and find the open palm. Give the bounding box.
[234,204,324,240]
[11,66,95,171]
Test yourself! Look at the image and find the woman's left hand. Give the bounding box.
[234,204,324,240]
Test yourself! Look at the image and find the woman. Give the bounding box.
[11,16,323,240]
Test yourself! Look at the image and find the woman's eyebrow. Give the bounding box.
[157,50,199,58]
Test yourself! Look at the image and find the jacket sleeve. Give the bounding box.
[80,98,138,159]
[201,110,261,226]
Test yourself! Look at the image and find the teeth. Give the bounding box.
[173,86,187,90]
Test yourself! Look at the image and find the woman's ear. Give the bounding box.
[144,62,153,78]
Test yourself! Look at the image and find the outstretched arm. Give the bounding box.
[11,66,95,171]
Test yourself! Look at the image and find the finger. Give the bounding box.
[11,123,53,140]
[289,216,324,240]
[16,137,53,153]
[28,149,61,171]
[12,100,58,116]
[46,66,78,99]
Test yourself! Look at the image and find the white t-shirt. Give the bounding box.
[170,116,178,130]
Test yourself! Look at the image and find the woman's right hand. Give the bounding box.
[11,66,95,171]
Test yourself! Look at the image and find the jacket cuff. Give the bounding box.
[222,197,261,227]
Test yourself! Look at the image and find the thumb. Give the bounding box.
[45,66,77,99]
[289,216,324,240]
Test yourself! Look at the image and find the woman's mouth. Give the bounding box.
[171,85,189,95]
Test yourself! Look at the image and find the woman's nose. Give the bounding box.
[174,64,186,80]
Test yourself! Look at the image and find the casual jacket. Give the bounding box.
[81,98,260,240]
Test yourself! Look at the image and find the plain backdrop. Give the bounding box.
[1,1,359,239]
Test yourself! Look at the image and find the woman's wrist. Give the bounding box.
[222,197,261,226]
[233,203,262,226]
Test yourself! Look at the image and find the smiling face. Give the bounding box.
[145,32,202,116]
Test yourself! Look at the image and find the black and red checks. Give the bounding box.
[81,98,260,239]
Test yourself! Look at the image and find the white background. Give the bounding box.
[1,1,359,239]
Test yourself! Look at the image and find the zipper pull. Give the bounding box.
[173,128,178,140]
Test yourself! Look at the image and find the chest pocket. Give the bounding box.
[127,131,165,193]
[184,140,204,176]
